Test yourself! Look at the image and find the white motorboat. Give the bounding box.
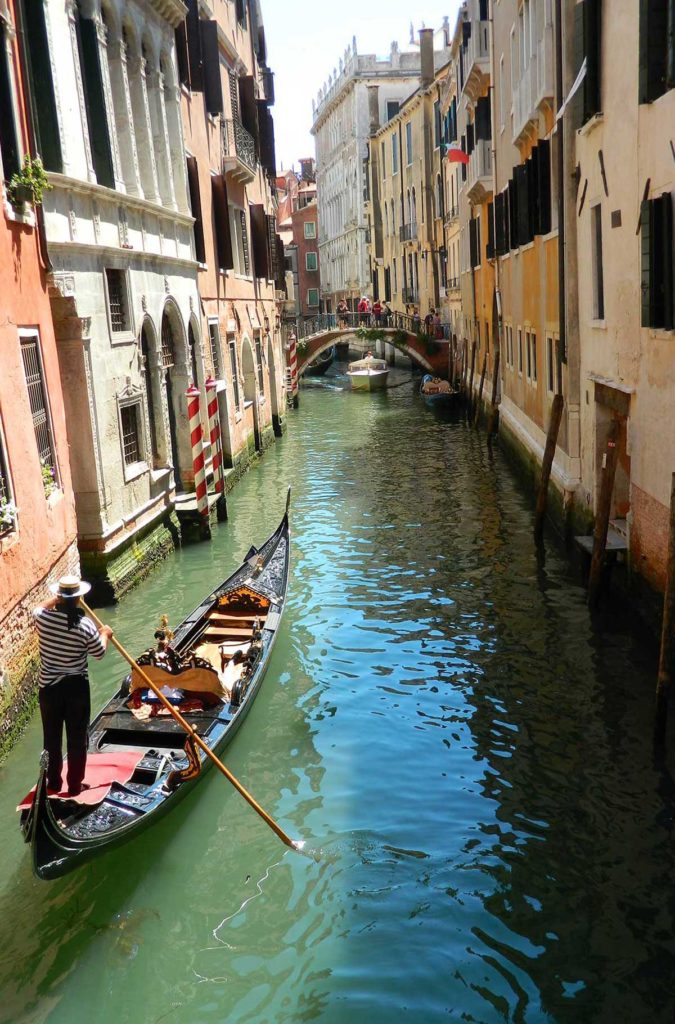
[346,355,389,392]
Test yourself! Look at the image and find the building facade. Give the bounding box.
[276,164,320,318]
[366,30,453,329]
[20,0,203,599]
[0,0,79,751]
[178,0,286,467]
[312,37,449,312]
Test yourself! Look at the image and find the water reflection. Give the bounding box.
[0,375,673,1023]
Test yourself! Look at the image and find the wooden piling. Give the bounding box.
[534,393,564,540]
[654,472,675,746]
[468,340,477,414]
[587,419,620,608]
[474,352,487,427]
[486,350,501,442]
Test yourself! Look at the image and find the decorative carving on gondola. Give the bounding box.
[166,736,201,790]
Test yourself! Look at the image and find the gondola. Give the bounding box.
[303,345,335,377]
[420,373,459,406]
[19,492,291,880]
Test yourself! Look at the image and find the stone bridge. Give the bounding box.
[283,314,452,380]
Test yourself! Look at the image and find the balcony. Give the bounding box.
[402,287,419,305]
[446,277,460,293]
[222,118,257,182]
[399,222,418,242]
[512,23,555,145]
[463,20,490,102]
[467,139,493,205]
[444,205,459,227]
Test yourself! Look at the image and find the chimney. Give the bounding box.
[419,28,434,88]
[367,85,380,135]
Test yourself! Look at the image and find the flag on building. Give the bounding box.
[447,143,469,165]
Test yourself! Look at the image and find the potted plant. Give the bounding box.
[40,457,58,498]
[0,496,18,534]
[8,154,52,210]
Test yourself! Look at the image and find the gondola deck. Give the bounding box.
[20,495,291,880]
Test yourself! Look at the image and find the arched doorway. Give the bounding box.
[266,335,282,437]
[140,318,161,466]
[160,302,189,491]
[241,337,261,452]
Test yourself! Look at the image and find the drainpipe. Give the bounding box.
[555,0,565,381]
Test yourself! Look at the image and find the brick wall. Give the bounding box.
[630,484,669,592]
[0,540,80,758]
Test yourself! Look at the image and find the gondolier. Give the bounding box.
[33,576,113,796]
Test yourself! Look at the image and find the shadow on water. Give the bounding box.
[1,383,675,1023]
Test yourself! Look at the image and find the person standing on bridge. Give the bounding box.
[337,299,349,329]
[358,296,368,325]
[373,300,383,326]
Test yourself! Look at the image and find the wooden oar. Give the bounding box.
[80,600,302,853]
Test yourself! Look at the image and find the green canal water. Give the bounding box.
[1,366,674,1024]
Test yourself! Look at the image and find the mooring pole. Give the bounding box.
[534,393,565,541]
[468,340,477,415]
[474,351,487,427]
[588,419,620,608]
[486,349,501,443]
[654,472,675,746]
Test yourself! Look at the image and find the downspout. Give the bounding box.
[555,0,565,378]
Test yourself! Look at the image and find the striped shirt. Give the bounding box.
[33,606,106,686]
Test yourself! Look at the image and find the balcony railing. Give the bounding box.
[467,139,493,202]
[444,205,459,226]
[399,222,418,242]
[402,287,419,305]
[463,20,490,99]
[447,277,460,291]
[513,23,554,143]
[222,118,257,180]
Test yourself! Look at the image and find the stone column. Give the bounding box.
[147,68,176,210]
[163,79,189,214]
[106,37,142,196]
[95,17,125,192]
[128,55,160,203]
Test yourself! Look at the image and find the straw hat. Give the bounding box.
[49,575,91,599]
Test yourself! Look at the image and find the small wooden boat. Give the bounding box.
[346,355,389,392]
[304,345,335,377]
[19,493,291,880]
[420,374,458,406]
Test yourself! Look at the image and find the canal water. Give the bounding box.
[0,364,673,1024]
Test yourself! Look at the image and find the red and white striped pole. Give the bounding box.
[205,376,227,519]
[287,332,299,408]
[185,383,210,533]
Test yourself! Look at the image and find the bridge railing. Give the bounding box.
[281,312,453,347]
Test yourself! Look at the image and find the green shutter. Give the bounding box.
[640,199,653,327]
[20,0,62,172]
[78,15,114,188]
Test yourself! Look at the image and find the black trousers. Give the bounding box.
[38,674,91,793]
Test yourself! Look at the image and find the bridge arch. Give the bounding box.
[295,329,443,378]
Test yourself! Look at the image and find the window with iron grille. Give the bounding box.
[255,335,265,394]
[105,268,131,333]
[20,332,58,482]
[120,402,143,465]
[160,316,175,368]
[208,320,222,377]
[0,423,15,533]
[229,337,241,411]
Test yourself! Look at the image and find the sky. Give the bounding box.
[262,1,461,171]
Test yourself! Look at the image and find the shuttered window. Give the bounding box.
[20,333,57,478]
[238,76,258,150]
[229,338,241,411]
[515,163,531,246]
[639,0,674,102]
[469,216,479,268]
[257,101,276,174]
[0,20,19,182]
[18,0,62,172]
[212,174,234,272]
[495,190,508,256]
[486,200,495,260]
[641,193,674,329]
[573,0,602,127]
[184,0,202,91]
[508,175,518,250]
[475,96,491,142]
[76,7,114,188]
[200,20,223,116]
[208,320,222,377]
[537,139,552,235]
[255,335,265,394]
[250,203,270,279]
[186,156,206,264]
[591,205,605,319]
